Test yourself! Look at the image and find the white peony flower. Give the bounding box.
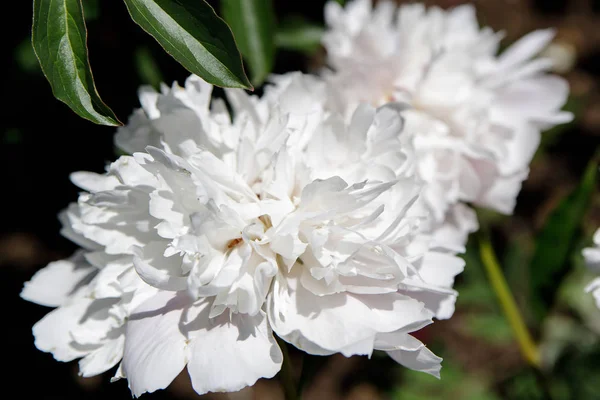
[583,228,600,308]
[20,207,158,378]
[23,73,466,396]
[322,0,572,236]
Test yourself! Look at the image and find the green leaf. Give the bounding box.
[503,234,534,318]
[221,0,275,86]
[134,46,163,89]
[32,0,121,126]
[529,152,599,323]
[275,16,324,54]
[122,0,252,90]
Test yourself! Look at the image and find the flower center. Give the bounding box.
[226,238,243,249]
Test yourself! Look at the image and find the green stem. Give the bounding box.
[276,337,299,400]
[479,234,541,368]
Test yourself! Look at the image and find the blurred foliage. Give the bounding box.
[134,47,164,89]
[463,314,514,345]
[393,357,500,400]
[14,38,40,74]
[391,231,600,400]
[275,16,325,54]
[222,0,276,86]
[82,0,100,20]
[529,154,599,324]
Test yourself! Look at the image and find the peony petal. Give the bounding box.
[430,203,478,251]
[476,170,528,215]
[79,334,125,377]
[114,109,163,154]
[495,124,540,176]
[583,247,600,271]
[418,252,465,289]
[70,171,119,193]
[377,329,441,378]
[398,282,458,320]
[494,76,570,125]
[123,291,190,397]
[582,228,600,271]
[59,204,104,251]
[269,272,432,356]
[21,251,96,307]
[31,294,95,362]
[138,85,160,119]
[585,277,600,309]
[387,344,442,378]
[185,305,282,395]
[377,328,442,377]
[497,29,555,72]
[132,242,187,291]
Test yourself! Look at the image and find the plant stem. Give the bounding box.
[479,234,541,368]
[276,337,298,400]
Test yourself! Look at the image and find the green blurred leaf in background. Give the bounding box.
[15,38,41,74]
[529,152,599,325]
[82,0,99,20]
[394,357,500,400]
[275,16,324,55]
[221,0,276,86]
[458,242,519,345]
[123,0,252,90]
[134,46,164,89]
[32,0,121,126]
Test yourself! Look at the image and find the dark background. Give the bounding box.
[3,1,599,399]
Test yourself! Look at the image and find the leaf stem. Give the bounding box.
[479,234,541,368]
[276,337,299,400]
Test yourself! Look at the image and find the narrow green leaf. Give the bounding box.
[275,16,324,54]
[221,0,275,86]
[529,152,599,323]
[503,234,534,319]
[32,0,121,126]
[122,0,252,90]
